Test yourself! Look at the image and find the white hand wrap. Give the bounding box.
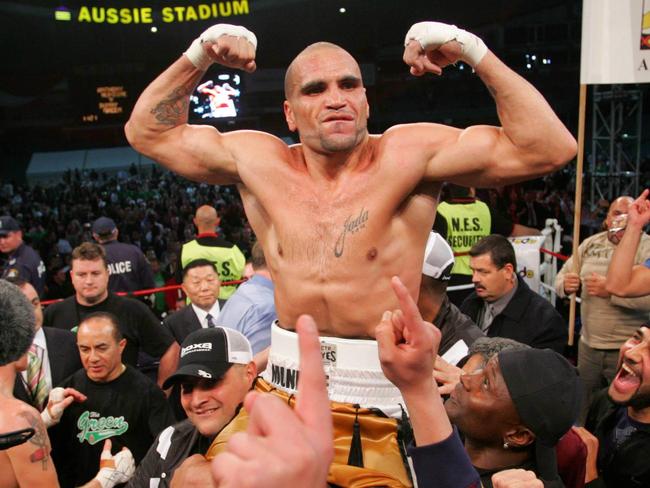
[404,21,487,68]
[40,387,66,428]
[184,24,258,71]
[95,449,136,488]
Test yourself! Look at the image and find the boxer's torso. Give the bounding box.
[235,132,441,338]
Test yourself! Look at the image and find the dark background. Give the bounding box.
[0,0,645,181]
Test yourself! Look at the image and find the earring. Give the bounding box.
[503,442,509,449]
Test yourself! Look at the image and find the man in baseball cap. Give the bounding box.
[91,216,155,293]
[418,231,483,364]
[128,327,256,486]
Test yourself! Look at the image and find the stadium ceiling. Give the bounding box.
[0,0,580,157]
[1,0,573,90]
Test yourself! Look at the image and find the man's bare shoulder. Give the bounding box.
[379,122,461,146]
[0,397,38,431]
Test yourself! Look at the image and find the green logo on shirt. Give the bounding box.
[77,410,128,445]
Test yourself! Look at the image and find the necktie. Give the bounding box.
[206,313,216,328]
[26,343,48,410]
[481,305,495,332]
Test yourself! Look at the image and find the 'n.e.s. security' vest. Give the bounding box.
[181,240,245,299]
[437,200,491,276]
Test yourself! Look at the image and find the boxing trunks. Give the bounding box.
[206,322,414,487]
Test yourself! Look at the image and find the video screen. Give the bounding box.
[190,73,241,119]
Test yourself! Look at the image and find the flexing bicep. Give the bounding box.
[127,122,240,185]
[7,410,60,488]
[424,124,553,187]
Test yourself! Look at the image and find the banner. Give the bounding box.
[509,236,544,295]
[581,0,650,84]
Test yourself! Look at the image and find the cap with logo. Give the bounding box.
[92,217,117,236]
[0,216,21,237]
[422,231,454,281]
[162,327,253,389]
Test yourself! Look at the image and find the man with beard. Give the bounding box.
[556,196,650,421]
[584,325,650,487]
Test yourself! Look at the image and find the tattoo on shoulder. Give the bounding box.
[18,411,50,471]
[334,208,369,258]
[150,85,192,125]
[487,85,497,98]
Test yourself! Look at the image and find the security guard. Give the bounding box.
[92,217,155,293]
[0,216,46,297]
[179,205,245,300]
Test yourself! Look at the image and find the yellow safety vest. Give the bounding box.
[181,240,245,299]
[437,200,491,276]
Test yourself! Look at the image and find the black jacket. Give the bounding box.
[585,388,650,488]
[162,300,227,345]
[460,278,567,353]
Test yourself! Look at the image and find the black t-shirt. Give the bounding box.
[51,366,175,487]
[43,294,174,366]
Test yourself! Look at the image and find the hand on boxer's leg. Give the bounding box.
[184,24,257,72]
[403,21,487,76]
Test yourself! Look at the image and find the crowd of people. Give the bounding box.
[1,17,649,488]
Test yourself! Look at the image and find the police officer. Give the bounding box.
[0,216,46,297]
[434,185,539,305]
[179,205,245,300]
[92,217,155,293]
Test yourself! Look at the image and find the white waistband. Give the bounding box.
[262,322,405,418]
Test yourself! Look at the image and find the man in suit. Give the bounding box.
[460,234,567,353]
[164,259,226,345]
[7,277,81,411]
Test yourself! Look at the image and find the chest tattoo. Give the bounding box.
[334,207,369,258]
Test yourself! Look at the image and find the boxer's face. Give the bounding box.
[180,363,255,436]
[608,326,650,411]
[284,46,369,154]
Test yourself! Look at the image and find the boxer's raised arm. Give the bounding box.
[125,25,267,185]
[402,22,576,187]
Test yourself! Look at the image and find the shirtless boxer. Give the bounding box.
[126,21,576,338]
[126,21,575,486]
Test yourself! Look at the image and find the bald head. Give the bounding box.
[284,42,360,99]
[605,195,634,242]
[194,205,219,233]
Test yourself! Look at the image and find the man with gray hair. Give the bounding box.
[0,280,135,488]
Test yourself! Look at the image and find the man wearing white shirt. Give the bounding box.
[163,259,227,345]
[7,278,81,411]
